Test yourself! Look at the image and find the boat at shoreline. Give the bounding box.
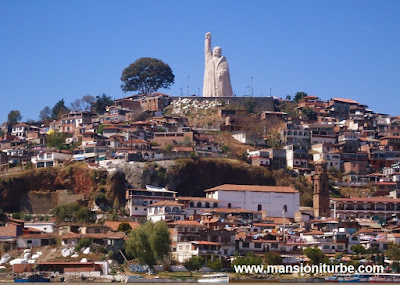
[198,273,229,283]
[324,273,400,283]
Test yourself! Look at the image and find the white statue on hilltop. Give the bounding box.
[203,32,233,97]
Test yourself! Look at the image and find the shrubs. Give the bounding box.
[52,203,94,222]
[184,256,204,273]
[97,246,107,254]
[206,259,222,271]
[75,237,91,251]
[117,222,132,234]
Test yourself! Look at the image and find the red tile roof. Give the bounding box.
[204,184,298,193]
[193,241,221,246]
[264,217,293,225]
[203,218,219,224]
[149,200,183,207]
[177,196,220,203]
[103,221,140,232]
[212,208,258,214]
[332,98,360,105]
[19,233,56,239]
[376,182,396,185]
[172,146,193,152]
[380,136,400,140]
[302,230,324,235]
[60,232,125,240]
[252,223,275,227]
[168,220,202,226]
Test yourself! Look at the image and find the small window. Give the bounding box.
[255,243,262,249]
[227,203,232,209]
[197,202,202,208]
[258,204,262,211]
[243,242,249,248]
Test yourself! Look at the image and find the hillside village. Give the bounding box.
[2,92,400,280]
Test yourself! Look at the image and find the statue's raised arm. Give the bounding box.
[205,32,212,59]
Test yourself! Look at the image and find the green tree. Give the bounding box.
[303,247,327,265]
[97,124,107,134]
[75,237,91,251]
[117,222,132,234]
[264,252,283,265]
[125,220,171,268]
[293,91,308,103]
[351,244,366,255]
[302,107,317,121]
[386,242,400,263]
[52,203,93,223]
[11,212,21,219]
[52,99,70,119]
[121,57,175,94]
[70,99,82,111]
[184,256,205,275]
[76,207,93,222]
[232,252,263,268]
[0,208,7,221]
[46,132,70,149]
[7,110,22,126]
[94,94,114,115]
[82,95,96,111]
[206,259,223,271]
[243,97,256,113]
[39,106,52,122]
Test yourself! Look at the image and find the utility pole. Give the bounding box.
[185,76,190,97]
[250,77,254,97]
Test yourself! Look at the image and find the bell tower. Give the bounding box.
[313,159,330,218]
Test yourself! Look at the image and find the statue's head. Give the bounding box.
[213,46,222,58]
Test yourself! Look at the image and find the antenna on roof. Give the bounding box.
[251,76,254,97]
[185,76,190,97]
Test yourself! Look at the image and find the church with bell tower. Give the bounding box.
[313,159,331,218]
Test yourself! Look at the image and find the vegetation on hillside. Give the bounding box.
[140,158,314,206]
[0,163,125,213]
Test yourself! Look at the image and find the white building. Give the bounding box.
[126,186,176,218]
[24,221,55,233]
[176,197,219,217]
[205,184,300,218]
[147,200,184,222]
[174,241,222,263]
[285,145,308,169]
[313,153,341,171]
[31,152,72,168]
[11,123,29,139]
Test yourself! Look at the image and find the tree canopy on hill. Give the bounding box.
[121,57,174,94]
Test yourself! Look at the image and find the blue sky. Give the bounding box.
[1,0,399,122]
